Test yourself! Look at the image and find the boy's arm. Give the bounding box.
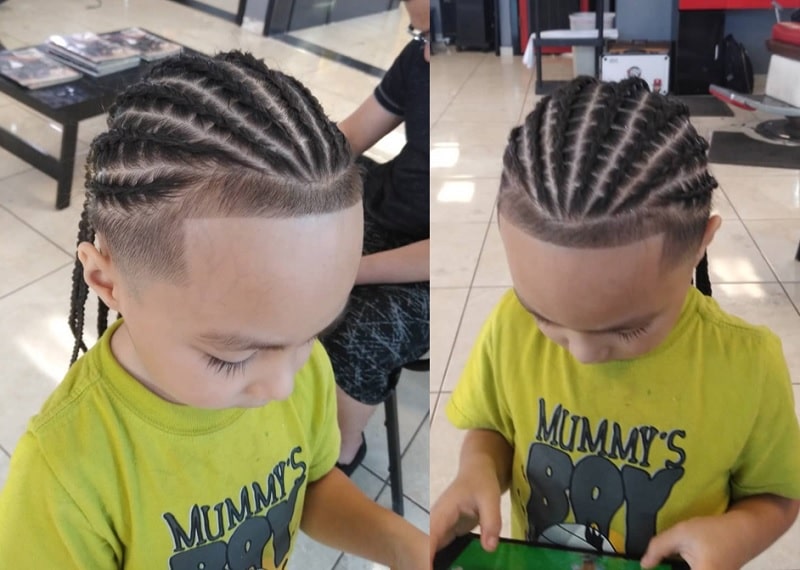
[300,467,427,569]
[355,239,429,285]
[430,429,513,558]
[641,494,800,570]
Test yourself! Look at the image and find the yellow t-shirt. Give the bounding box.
[0,319,339,569]
[447,287,800,557]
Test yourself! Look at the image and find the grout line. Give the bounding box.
[272,35,386,79]
[0,261,73,302]
[164,0,238,23]
[0,203,76,258]
[733,223,800,318]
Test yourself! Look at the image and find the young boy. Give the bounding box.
[0,51,427,569]
[431,76,800,569]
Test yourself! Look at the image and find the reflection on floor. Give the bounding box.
[429,50,800,570]
[0,2,427,569]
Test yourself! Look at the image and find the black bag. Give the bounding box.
[720,34,754,94]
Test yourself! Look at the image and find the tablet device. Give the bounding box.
[434,533,690,570]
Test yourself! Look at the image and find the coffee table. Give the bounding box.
[0,32,189,209]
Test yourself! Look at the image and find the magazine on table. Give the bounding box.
[100,28,181,61]
[0,47,82,89]
[48,31,140,70]
[48,51,139,77]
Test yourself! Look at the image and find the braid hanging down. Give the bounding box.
[68,50,361,365]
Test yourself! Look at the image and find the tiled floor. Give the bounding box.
[0,2,428,569]
[429,50,800,569]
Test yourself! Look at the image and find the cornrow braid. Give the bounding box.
[498,76,718,267]
[68,50,361,365]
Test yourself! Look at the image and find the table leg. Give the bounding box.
[56,122,78,210]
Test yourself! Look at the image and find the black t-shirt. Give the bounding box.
[364,39,430,241]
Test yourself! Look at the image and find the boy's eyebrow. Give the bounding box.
[197,303,349,351]
[517,297,656,333]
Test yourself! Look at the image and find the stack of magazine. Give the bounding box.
[0,47,82,89]
[100,28,182,62]
[47,31,141,77]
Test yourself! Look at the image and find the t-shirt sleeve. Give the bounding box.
[373,41,415,117]
[0,432,119,568]
[305,341,342,483]
[446,296,515,444]
[730,333,800,500]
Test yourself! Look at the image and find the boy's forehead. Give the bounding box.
[499,217,686,330]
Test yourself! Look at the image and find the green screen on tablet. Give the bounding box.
[446,539,674,570]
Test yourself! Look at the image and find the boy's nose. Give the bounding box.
[567,337,611,364]
[246,362,297,403]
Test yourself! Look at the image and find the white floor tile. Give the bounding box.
[707,219,777,283]
[430,288,469,392]
[0,160,87,254]
[717,170,800,220]
[430,222,488,288]
[473,223,511,288]
[362,368,428,481]
[0,265,99,452]
[745,220,800,283]
[430,176,499,224]
[398,415,429,511]
[0,208,72,298]
[442,287,507,392]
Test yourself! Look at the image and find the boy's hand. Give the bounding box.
[429,466,503,564]
[640,515,743,569]
[641,495,800,570]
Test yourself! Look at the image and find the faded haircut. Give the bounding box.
[498,76,717,265]
[69,50,361,363]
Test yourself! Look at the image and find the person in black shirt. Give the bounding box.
[320,0,430,472]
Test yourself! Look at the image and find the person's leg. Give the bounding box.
[337,387,378,464]
[321,279,429,466]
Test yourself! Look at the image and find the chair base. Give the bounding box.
[754,117,800,143]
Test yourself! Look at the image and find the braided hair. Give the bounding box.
[68,50,361,365]
[498,76,717,269]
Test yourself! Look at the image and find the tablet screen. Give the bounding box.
[446,539,674,570]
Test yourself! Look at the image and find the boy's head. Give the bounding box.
[70,51,363,408]
[497,76,720,364]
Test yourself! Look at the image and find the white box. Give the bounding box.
[601,53,670,95]
[569,12,615,31]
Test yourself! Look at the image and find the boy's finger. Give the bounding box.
[640,530,679,569]
[475,494,502,552]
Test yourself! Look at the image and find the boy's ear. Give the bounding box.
[694,215,722,266]
[77,239,123,313]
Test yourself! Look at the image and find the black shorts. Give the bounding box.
[319,163,430,405]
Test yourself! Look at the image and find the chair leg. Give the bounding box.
[795,239,800,262]
[384,388,404,516]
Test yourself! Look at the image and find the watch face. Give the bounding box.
[627,66,642,78]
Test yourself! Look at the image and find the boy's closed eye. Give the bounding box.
[199,303,350,376]
[518,298,654,341]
